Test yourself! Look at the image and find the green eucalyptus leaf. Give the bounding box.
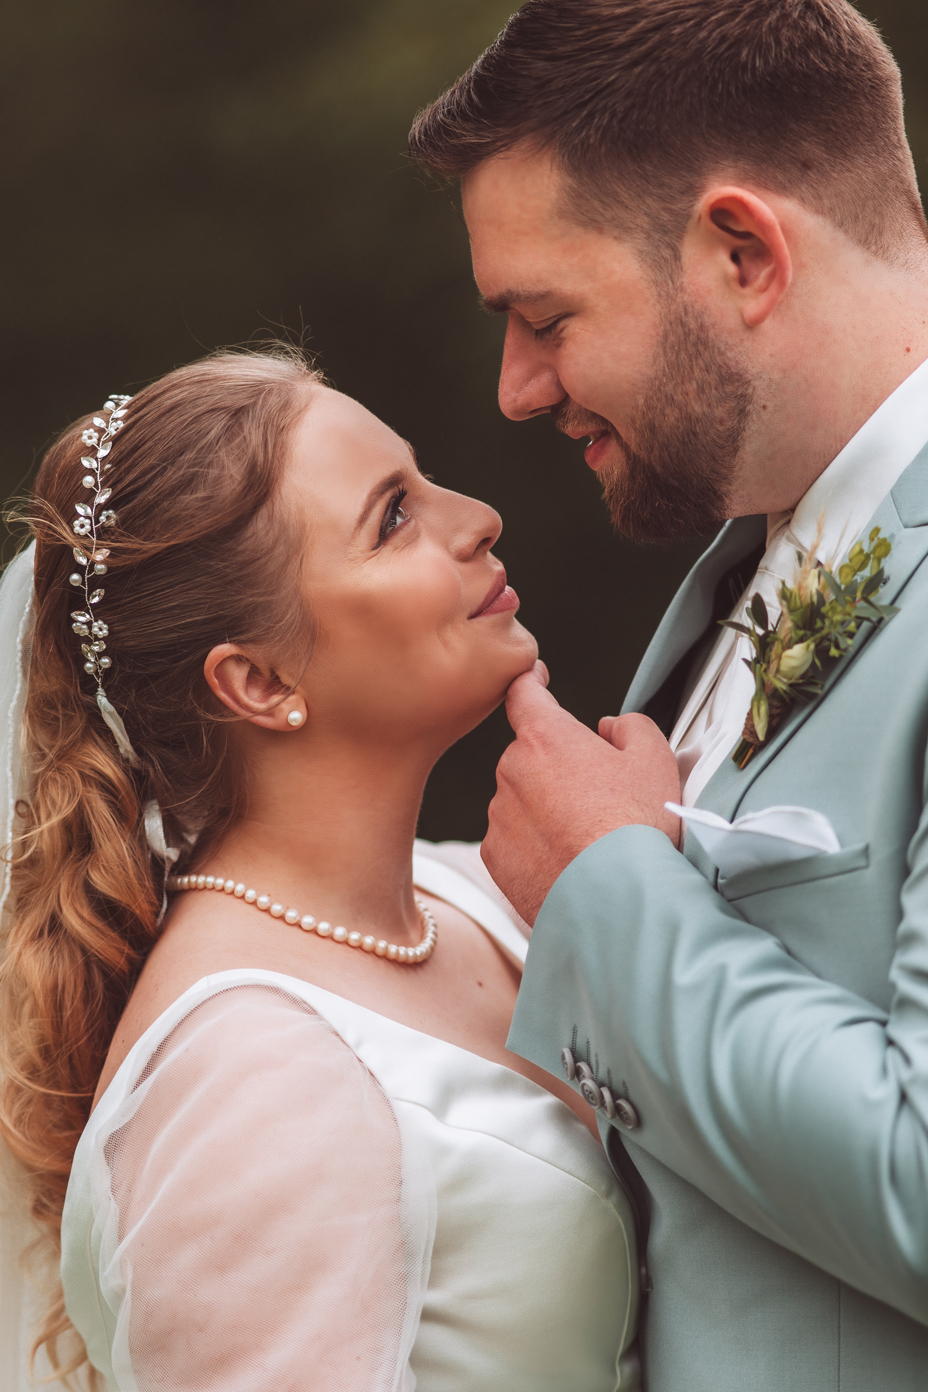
[855,602,883,622]
[820,569,845,601]
[750,593,769,631]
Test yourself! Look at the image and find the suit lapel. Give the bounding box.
[698,441,928,822]
[622,515,767,719]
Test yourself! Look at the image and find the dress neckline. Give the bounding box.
[93,850,537,1126]
[411,849,527,970]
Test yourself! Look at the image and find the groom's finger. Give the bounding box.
[484,694,682,922]
[599,711,658,750]
[505,666,562,732]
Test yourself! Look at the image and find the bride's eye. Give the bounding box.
[378,488,409,545]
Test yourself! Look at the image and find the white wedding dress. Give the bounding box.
[59,844,640,1391]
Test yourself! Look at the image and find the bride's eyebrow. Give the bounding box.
[355,456,416,534]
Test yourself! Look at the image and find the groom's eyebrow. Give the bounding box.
[479,288,558,315]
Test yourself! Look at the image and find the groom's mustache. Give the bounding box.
[552,399,619,443]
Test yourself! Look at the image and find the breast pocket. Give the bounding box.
[718,842,870,902]
[718,843,879,998]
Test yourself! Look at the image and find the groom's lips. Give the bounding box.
[583,430,611,470]
[562,422,613,470]
[469,568,520,618]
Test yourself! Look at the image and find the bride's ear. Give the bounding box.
[204,644,307,732]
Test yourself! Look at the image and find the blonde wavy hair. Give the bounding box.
[0,348,321,1382]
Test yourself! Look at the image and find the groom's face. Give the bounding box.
[463,149,755,542]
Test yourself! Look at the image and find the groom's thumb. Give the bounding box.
[505,662,561,733]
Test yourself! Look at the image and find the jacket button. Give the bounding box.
[561,1047,576,1081]
[579,1077,604,1109]
[616,1098,641,1131]
[600,1086,617,1121]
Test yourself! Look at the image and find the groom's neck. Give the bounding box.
[723,236,928,519]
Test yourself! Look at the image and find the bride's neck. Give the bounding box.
[207,728,436,941]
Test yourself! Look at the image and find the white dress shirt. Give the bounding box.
[671,353,928,806]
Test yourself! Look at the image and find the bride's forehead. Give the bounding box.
[289,387,411,487]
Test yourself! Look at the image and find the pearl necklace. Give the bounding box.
[167,872,438,964]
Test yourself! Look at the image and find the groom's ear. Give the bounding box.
[687,185,792,329]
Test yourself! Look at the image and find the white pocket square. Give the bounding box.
[664,802,841,880]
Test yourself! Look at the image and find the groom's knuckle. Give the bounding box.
[497,743,516,775]
[518,720,550,757]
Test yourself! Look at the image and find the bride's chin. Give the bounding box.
[509,628,540,677]
[473,636,540,713]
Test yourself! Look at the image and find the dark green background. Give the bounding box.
[2,0,925,839]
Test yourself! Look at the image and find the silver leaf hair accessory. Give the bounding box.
[68,394,141,767]
[66,394,181,888]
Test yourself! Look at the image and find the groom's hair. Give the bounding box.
[409,0,927,267]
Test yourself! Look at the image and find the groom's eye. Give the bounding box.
[532,316,566,342]
[377,488,410,546]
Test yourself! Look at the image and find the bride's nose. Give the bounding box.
[450,496,503,560]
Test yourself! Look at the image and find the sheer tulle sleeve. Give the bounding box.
[95,985,431,1392]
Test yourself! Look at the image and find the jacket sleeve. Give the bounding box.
[508,815,928,1327]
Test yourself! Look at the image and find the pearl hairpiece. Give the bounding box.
[68,394,139,764]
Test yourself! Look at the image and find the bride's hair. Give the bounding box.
[0,347,321,1381]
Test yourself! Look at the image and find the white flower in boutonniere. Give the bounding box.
[724,526,899,769]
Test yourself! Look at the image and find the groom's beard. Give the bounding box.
[554,298,755,544]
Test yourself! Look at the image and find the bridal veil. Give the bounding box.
[0,542,50,1392]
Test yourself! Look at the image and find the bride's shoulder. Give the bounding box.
[93,896,300,1106]
[93,965,335,1113]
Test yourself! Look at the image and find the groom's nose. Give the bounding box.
[498,319,566,421]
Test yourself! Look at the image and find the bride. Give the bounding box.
[0,348,639,1391]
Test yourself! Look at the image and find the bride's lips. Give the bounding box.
[469,568,520,618]
[583,430,612,470]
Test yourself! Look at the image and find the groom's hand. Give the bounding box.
[482,662,681,924]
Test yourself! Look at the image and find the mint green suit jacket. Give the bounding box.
[509,444,928,1390]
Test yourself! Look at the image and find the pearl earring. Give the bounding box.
[287,710,303,728]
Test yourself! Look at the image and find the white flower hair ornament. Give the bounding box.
[68,395,141,766]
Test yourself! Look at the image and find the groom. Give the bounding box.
[411,1,928,1388]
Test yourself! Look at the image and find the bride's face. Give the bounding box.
[283,387,538,742]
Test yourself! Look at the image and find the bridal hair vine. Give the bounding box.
[725,527,899,769]
[67,394,140,766]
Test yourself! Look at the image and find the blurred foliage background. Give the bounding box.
[1,0,926,839]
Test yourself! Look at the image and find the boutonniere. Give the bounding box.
[725,527,899,769]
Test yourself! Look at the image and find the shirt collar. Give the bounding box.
[774,352,928,564]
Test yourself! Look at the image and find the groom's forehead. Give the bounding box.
[463,150,642,301]
[463,148,566,239]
